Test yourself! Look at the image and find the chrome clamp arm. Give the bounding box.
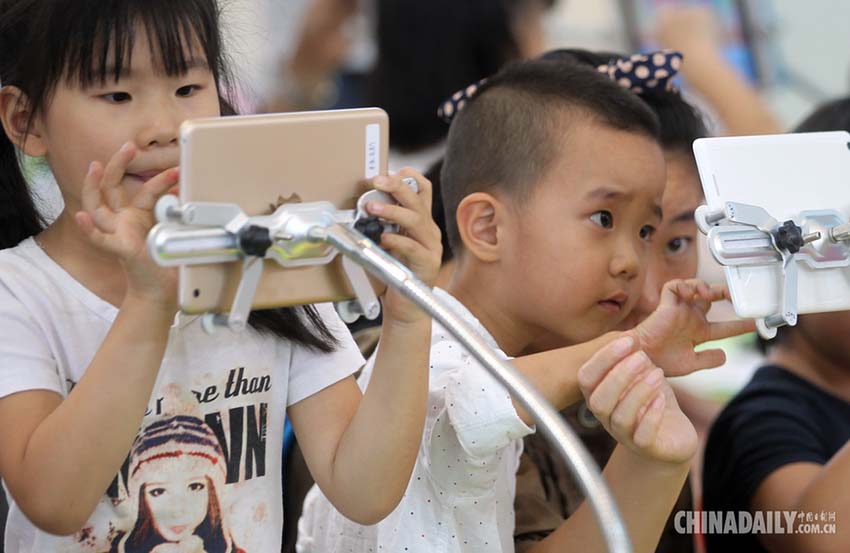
[696,202,850,338]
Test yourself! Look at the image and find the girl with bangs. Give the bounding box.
[0,1,441,551]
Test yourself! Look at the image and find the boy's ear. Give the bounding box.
[456,192,510,263]
[0,86,46,157]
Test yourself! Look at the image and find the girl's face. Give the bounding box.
[33,24,221,214]
[144,457,211,543]
[618,152,702,329]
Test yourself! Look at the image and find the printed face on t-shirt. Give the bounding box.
[143,457,212,543]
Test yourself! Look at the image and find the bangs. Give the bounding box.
[45,0,226,89]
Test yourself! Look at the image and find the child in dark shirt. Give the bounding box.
[702,96,850,553]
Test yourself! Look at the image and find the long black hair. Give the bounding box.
[0,0,337,351]
[369,0,552,152]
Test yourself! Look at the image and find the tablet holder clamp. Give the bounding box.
[696,202,850,339]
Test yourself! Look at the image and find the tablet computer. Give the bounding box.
[176,108,389,313]
[694,130,850,319]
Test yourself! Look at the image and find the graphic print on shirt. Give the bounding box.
[106,415,247,553]
[71,365,271,553]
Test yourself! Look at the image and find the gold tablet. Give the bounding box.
[177,108,389,313]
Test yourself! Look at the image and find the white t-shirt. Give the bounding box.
[297,288,534,552]
[0,238,364,553]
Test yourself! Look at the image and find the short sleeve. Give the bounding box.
[0,282,63,398]
[704,392,828,511]
[432,340,533,460]
[286,303,365,406]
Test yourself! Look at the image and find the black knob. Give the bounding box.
[354,216,386,244]
[237,225,272,257]
[773,220,804,254]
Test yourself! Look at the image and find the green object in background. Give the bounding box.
[688,331,763,404]
[695,331,759,355]
[22,154,50,182]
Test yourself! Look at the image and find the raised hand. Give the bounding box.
[633,279,755,377]
[578,337,698,464]
[74,142,180,304]
[364,168,442,324]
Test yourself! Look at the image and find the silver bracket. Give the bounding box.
[201,255,264,333]
[150,180,420,333]
[335,256,382,324]
[697,202,850,339]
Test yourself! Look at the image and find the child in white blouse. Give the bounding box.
[297,58,752,552]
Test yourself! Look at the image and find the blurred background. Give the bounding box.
[28,0,850,400]
[222,0,849,401]
[229,0,850,130]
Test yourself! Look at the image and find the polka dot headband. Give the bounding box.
[437,78,488,123]
[437,49,684,124]
[597,49,683,95]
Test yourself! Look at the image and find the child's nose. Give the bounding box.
[138,105,180,148]
[610,238,641,280]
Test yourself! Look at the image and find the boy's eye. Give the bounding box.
[666,236,692,255]
[176,84,201,97]
[101,92,131,103]
[639,225,656,241]
[590,210,614,229]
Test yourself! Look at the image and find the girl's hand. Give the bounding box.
[633,279,755,376]
[365,168,442,324]
[578,337,698,465]
[75,142,180,306]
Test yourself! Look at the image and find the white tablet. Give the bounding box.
[694,131,850,319]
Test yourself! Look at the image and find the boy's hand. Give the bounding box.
[578,337,697,465]
[365,168,442,324]
[633,279,755,376]
[75,142,179,306]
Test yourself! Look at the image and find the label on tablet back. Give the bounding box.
[365,123,381,178]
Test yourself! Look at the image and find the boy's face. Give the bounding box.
[502,120,665,345]
[618,152,702,329]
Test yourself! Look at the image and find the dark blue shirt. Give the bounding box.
[703,365,850,552]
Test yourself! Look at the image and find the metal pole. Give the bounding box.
[320,224,632,553]
[150,219,633,551]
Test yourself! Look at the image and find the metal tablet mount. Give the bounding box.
[147,183,633,552]
[696,202,850,339]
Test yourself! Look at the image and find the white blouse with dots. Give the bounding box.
[297,287,534,552]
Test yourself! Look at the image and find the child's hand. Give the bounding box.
[365,168,442,324]
[632,279,755,377]
[578,337,698,465]
[74,142,180,305]
[654,5,722,56]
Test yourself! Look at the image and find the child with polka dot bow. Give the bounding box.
[298,56,753,552]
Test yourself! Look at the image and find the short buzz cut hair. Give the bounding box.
[440,59,661,253]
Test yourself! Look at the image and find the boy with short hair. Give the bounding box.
[298,58,750,552]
